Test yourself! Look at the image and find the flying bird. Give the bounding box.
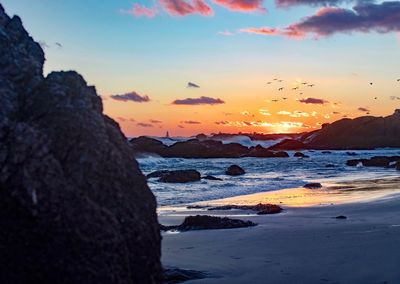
[187,82,200,88]
[369,82,373,86]
[292,87,299,90]
[301,82,308,85]
[271,99,279,102]
[308,84,315,87]
[282,97,288,100]
[278,87,284,91]
[266,82,272,84]
[374,97,378,100]
[278,80,283,82]
[397,79,400,82]
[273,78,278,81]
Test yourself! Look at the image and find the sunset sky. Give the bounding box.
[3,0,400,137]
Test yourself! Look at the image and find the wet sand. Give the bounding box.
[160,177,400,283]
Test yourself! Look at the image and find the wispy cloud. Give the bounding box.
[212,0,266,12]
[259,109,271,116]
[137,122,154,127]
[181,120,202,124]
[122,3,158,18]
[159,0,213,16]
[298,97,328,104]
[110,91,150,103]
[277,110,310,117]
[218,30,234,36]
[172,96,225,105]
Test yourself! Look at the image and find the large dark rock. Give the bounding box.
[162,215,256,231]
[346,156,400,168]
[130,136,167,155]
[0,5,161,284]
[305,111,400,149]
[396,161,400,171]
[225,165,246,176]
[158,170,201,183]
[362,157,390,167]
[164,139,249,158]
[248,145,275,157]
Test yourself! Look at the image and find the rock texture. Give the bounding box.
[0,5,161,284]
[130,136,290,159]
[225,165,246,176]
[304,111,400,149]
[158,170,201,183]
[161,215,256,231]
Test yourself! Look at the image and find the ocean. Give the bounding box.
[137,138,400,206]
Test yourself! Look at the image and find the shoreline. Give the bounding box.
[160,176,400,283]
[158,176,400,214]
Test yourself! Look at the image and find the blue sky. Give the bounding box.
[2,0,400,136]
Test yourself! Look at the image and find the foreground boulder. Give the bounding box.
[162,215,256,231]
[225,165,246,176]
[158,170,201,183]
[0,6,161,283]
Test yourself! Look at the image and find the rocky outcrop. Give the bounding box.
[346,156,400,168]
[304,111,400,149]
[158,170,201,183]
[161,215,256,231]
[130,137,290,159]
[225,165,246,176]
[0,5,161,283]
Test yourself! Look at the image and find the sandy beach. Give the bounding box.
[160,177,400,283]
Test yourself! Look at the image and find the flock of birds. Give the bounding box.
[186,77,400,105]
[264,77,400,103]
[264,78,317,103]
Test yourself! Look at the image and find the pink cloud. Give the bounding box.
[123,3,158,18]
[239,26,305,38]
[159,0,213,16]
[212,0,265,12]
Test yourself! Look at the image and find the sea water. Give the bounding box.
[137,142,400,206]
